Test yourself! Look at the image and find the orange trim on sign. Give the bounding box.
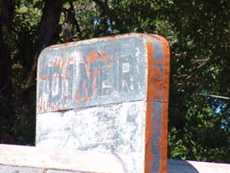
[159,36,170,173]
[145,41,154,173]
[145,35,170,173]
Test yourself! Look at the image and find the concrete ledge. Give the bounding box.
[0,144,124,173]
[0,144,230,173]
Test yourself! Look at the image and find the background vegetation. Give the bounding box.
[0,0,229,162]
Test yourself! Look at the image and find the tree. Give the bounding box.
[167,0,230,162]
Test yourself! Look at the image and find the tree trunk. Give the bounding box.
[0,0,15,143]
[36,0,64,53]
[26,0,64,88]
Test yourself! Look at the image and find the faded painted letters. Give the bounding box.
[37,37,146,113]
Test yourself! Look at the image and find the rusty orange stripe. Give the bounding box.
[145,35,170,173]
[158,36,170,173]
[145,41,154,173]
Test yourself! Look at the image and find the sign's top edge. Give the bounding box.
[40,33,165,52]
[50,33,145,48]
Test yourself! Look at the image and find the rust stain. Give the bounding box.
[85,51,110,65]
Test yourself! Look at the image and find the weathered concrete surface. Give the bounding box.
[1,145,230,173]
[0,144,123,173]
[36,33,170,173]
[37,101,146,173]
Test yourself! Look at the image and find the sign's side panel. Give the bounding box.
[37,35,147,113]
[37,101,146,173]
[144,35,170,173]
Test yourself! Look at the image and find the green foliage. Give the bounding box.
[0,0,229,162]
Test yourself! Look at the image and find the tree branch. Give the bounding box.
[69,2,81,35]
[36,0,64,53]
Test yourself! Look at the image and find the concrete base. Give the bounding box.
[0,144,230,173]
[36,102,146,173]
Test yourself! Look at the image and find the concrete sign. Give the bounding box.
[36,33,170,173]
